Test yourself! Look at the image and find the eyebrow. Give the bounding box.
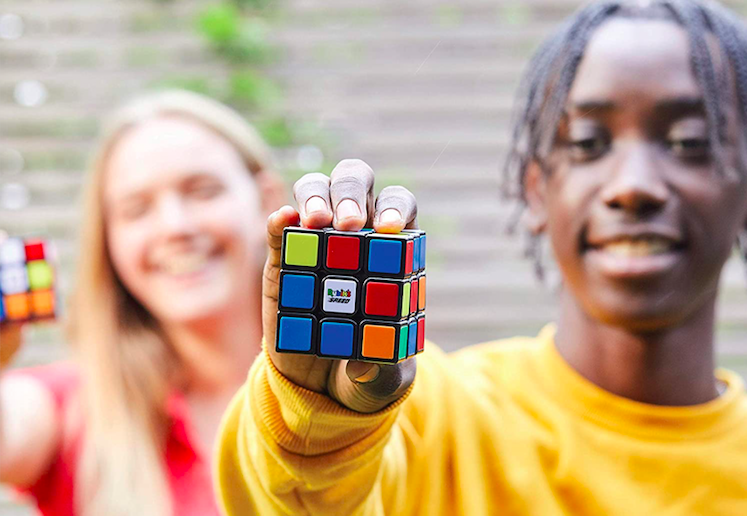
[564,96,706,117]
[565,100,616,117]
[653,96,705,116]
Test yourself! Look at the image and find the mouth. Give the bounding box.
[589,235,684,256]
[151,247,223,280]
[583,234,687,279]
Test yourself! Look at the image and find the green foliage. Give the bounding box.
[155,0,332,156]
[198,3,241,46]
[255,117,294,147]
[228,70,281,107]
[197,4,274,64]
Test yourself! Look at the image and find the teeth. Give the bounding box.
[159,253,209,276]
[601,238,674,257]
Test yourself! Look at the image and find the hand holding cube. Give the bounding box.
[262,160,418,413]
[0,233,57,368]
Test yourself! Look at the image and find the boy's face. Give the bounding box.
[527,18,747,332]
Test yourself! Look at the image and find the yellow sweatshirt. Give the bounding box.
[215,325,747,515]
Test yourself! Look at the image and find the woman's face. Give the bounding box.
[527,18,747,332]
[104,116,268,325]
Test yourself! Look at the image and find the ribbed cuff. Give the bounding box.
[249,344,413,457]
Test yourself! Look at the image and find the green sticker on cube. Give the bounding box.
[27,260,53,290]
[285,232,319,267]
[401,282,411,317]
[398,326,408,360]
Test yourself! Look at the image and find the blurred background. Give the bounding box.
[2,0,747,513]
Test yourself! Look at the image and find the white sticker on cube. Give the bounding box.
[323,278,357,314]
[0,238,25,265]
[1,265,29,294]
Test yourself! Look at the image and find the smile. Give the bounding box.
[596,236,677,257]
[151,246,223,280]
[584,233,686,279]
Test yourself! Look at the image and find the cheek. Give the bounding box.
[678,175,747,256]
[199,196,266,259]
[107,223,148,288]
[545,172,592,256]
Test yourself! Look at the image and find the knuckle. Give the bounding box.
[379,185,415,202]
[330,174,368,198]
[376,186,418,219]
[293,173,330,198]
[367,360,415,399]
[331,159,375,184]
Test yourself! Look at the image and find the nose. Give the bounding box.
[155,193,193,235]
[601,143,669,216]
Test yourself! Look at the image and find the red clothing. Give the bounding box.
[7,363,221,516]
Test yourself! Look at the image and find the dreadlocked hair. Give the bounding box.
[502,0,747,280]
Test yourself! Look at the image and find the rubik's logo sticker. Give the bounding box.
[276,227,426,364]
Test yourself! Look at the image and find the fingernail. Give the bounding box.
[379,209,402,225]
[353,364,380,384]
[337,199,362,221]
[305,196,328,215]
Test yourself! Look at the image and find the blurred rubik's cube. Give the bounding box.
[276,227,426,364]
[0,238,56,323]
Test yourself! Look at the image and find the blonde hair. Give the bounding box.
[68,90,273,516]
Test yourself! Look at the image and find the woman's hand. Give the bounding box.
[261,159,419,413]
[0,231,24,369]
[0,324,23,370]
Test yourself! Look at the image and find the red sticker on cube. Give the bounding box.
[24,241,45,261]
[365,281,399,317]
[417,317,425,352]
[410,279,418,314]
[405,241,413,275]
[326,236,361,271]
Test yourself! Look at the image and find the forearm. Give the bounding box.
[216,350,414,515]
[0,371,59,487]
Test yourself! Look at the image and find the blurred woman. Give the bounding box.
[0,89,285,516]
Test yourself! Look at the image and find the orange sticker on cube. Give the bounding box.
[361,324,396,360]
[31,290,55,317]
[418,275,426,310]
[5,293,30,320]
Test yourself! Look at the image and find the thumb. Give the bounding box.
[327,358,416,413]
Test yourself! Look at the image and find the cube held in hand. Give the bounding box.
[276,227,426,364]
[0,238,57,324]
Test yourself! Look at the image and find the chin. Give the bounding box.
[151,294,234,326]
[583,291,692,335]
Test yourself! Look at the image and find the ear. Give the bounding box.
[523,160,549,235]
[254,168,290,216]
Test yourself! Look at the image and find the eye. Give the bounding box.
[666,117,711,162]
[117,198,150,221]
[568,134,610,162]
[185,177,225,199]
[667,137,711,161]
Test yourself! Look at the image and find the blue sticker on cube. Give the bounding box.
[320,321,354,357]
[408,320,417,356]
[420,235,426,270]
[281,274,315,310]
[278,316,313,351]
[368,239,402,274]
[413,238,421,272]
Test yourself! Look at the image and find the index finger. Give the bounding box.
[329,159,375,232]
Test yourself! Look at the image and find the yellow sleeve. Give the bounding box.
[214,343,452,516]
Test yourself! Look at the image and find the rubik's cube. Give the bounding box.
[276,227,426,364]
[0,238,56,324]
